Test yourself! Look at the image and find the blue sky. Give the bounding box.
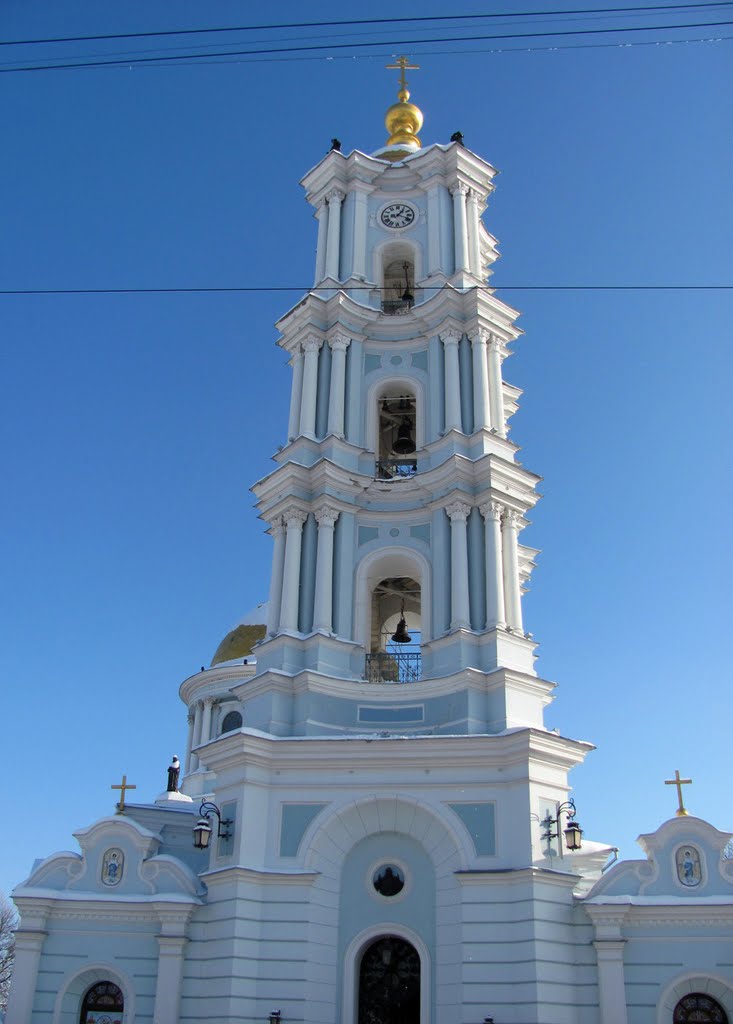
[1,1,732,897]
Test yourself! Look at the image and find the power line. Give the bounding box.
[2,19,732,72]
[1,2,730,47]
[1,286,730,296]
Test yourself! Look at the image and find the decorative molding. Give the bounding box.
[439,330,461,347]
[450,182,469,197]
[329,332,351,351]
[325,187,345,204]
[283,507,309,528]
[468,328,490,346]
[502,509,522,529]
[269,515,285,537]
[302,334,324,354]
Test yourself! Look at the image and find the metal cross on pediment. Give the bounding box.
[664,768,692,817]
[111,773,137,814]
[385,56,420,92]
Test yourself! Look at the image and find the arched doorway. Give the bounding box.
[79,981,124,1024]
[358,935,420,1024]
[674,993,729,1023]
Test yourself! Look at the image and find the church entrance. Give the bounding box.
[358,935,420,1024]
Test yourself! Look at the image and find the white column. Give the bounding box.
[266,516,286,636]
[190,700,203,771]
[299,335,323,439]
[325,187,345,281]
[440,330,463,433]
[327,334,350,437]
[451,183,470,273]
[279,508,308,632]
[153,933,188,1024]
[469,328,491,432]
[200,697,214,747]
[446,500,472,630]
[479,501,506,629]
[287,343,304,442]
[352,190,368,279]
[502,509,524,632]
[312,505,339,633]
[488,333,505,437]
[314,200,328,284]
[184,711,195,774]
[467,188,482,276]
[594,941,629,1024]
[5,922,47,1024]
[427,184,441,275]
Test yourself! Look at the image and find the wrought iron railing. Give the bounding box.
[365,652,422,684]
[375,458,417,480]
[381,297,414,316]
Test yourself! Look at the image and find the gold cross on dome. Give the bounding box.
[386,56,420,92]
[664,768,692,817]
[111,773,137,814]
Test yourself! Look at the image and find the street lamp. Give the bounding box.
[540,799,583,852]
[192,800,232,849]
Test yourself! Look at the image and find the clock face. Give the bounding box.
[381,203,416,229]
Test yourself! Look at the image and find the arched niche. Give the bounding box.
[53,965,135,1024]
[354,546,431,654]
[373,239,423,314]
[365,376,426,469]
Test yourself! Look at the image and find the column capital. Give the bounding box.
[269,515,285,537]
[283,507,309,528]
[325,187,345,205]
[466,187,481,203]
[446,500,472,523]
[288,341,303,361]
[450,182,470,197]
[468,327,490,347]
[328,332,350,352]
[314,505,340,528]
[187,711,195,724]
[488,332,505,354]
[302,334,324,354]
[502,508,523,529]
[440,330,461,347]
[203,696,215,708]
[479,500,504,522]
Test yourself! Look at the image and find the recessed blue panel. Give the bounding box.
[358,705,425,723]
[447,802,496,856]
[358,526,380,546]
[280,803,327,857]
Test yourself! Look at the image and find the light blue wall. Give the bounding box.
[468,506,486,632]
[315,340,332,438]
[298,513,317,634]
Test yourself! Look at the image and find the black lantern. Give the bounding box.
[563,818,584,851]
[193,800,232,849]
[269,1012,281,1024]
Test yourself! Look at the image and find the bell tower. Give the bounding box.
[246,60,550,739]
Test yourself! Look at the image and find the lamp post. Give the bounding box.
[540,799,583,853]
[192,800,232,849]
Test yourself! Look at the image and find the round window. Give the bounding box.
[372,863,405,897]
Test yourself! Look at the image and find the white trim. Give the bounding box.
[342,923,431,1024]
[656,970,733,1024]
[52,962,136,1024]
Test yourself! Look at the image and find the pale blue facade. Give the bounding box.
[8,111,733,1024]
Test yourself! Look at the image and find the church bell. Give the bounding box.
[392,417,416,455]
[391,602,412,644]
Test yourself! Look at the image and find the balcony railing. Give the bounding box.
[375,458,417,480]
[365,651,422,684]
[381,297,415,316]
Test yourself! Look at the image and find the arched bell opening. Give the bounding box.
[380,241,419,315]
[377,386,417,479]
[366,575,422,683]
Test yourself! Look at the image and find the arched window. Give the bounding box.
[674,994,729,1023]
[79,981,123,1024]
[376,391,417,479]
[380,242,417,315]
[220,709,243,734]
[366,575,421,683]
[358,935,420,1024]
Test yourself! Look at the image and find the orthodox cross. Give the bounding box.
[111,774,137,814]
[664,768,692,817]
[386,56,420,92]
